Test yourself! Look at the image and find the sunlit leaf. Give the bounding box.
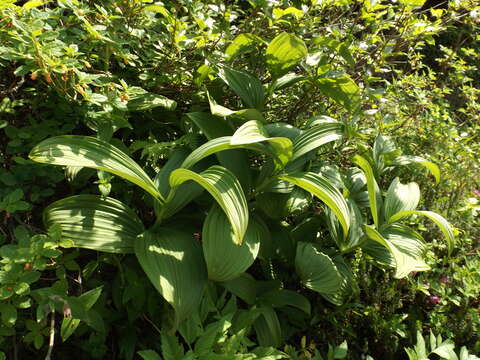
[279,172,350,237]
[353,155,382,227]
[225,33,263,60]
[169,166,248,244]
[388,210,455,255]
[295,242,341,294]
[292,122,344,161]
[266,33,307,77]
[384,178,420,221]
[29,136,163,202]
[203,205,260,282]
[392,155,441,184]
[43,195,144,253]
[134,229,207,322]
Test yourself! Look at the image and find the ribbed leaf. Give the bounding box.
[384,178,420,221]
[364,225,429,278]
[29,136,163,202]
[353,155,382,227]
[169,166,248,244]
[153,148,204,219]
[180,136,266,170]
[292,122,344,161]
[43,195,144,253]
[207,92,265,121]
[253,307,282,347]
[203,205,260,282]
[266,33,308,77]
[295,242,342,294]
[264,122,302,140]
[320,256,355,306]
[134,229,207,322]
[279,172,350,237]
[388,210,455,255]
[258,289,311,315]
[218,66,265,110]
[392,155,441,183]
[187,112,252,191]
[231,120,293,167]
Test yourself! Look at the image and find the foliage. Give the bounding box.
[0,0,479,359]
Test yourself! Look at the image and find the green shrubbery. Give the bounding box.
[0,0,478,359]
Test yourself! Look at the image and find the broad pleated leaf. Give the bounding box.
[43,195,144,253]
[153,148,204,219]
[203,205,260,282]
[218,66,265,110]
[320,257,355,306]
[279,172,350,237]
[353,155,382,227]
[264,122,302,140]
[271,73,307,91]
[292,122,344,161]
[231,120,293,167]
[266,33,308,77]
[364,225,429,278]
[388,210,455,255]
[295,242,342,294]
[384,178,420,221]
[253,307,282,347]
[392,155,441,183]
[207,92,265,122]
[187,112,252,191]
[180,136,267,170]
[169,166,248,244]
[134,229,207,322]
[258,289,311,314]
[29,136,163,202]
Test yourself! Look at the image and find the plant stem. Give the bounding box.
[45,313,55,360]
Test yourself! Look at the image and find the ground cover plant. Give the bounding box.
[0,0,479,359]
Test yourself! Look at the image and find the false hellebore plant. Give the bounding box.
[29,114,454,334]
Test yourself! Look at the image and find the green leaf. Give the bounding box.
[353,155,382,228]
[225,33,263,60]
[221,273,257,305]
[127,92,177,112]
[384,178,420,221]
[187,112,253,191]
[295,242,342,294]
[279,172,350,237]
[392,155,441,184]
[43,195,144,253]
[271,73,307,91]
[169,166,248,244]
[315,74,360,113]
[364,225,429,279]
[231,120,293,167]
[203,205,260,282]
[218,66,265,110]
[180,136,266,170]
[292,122,344,161]
[134,229,207,322]
[0,303,17,326]
[254,307,282,347]
[266,33,308,77]
[161,333,184,360]
[29,136,163,202]
[320,256,355,306]
[138,349,163,360]
[61,318,81,342]
[388,210,455,255]
[258,289,311,314]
